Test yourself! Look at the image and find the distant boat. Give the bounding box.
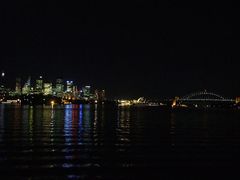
[1,99,21,104]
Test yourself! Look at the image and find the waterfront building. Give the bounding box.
[95,89,106,101]
[0,70,5,90]
[55,78,64,97]
[1,71,4,78]
[66,81,73,93]
[82,86,91,99]
[15,78,21,95]
[72,85,79,98]
[35,76,43,93]
[43,83,53,95]
[22,77,31,95]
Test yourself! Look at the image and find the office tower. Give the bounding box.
[66,81,73,93]
[55,78,64,97]
[0,70,5,89]
[35,76,43,93]
[15,78,21,95]
[1,71,4,77]
[95,89,106,101]
[82,86,91,98]
[72,85,78,98]
[43,83,53,95]
[22,77,31,95]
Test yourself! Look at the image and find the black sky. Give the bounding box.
[0,1,239,99]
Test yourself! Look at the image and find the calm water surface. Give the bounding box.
[0,104,240,179]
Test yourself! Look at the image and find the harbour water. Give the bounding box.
[0,104,240,179]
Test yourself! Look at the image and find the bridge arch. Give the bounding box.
[172,91,235,108]
[180,91,226,101]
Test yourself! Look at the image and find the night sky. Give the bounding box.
[0,1,239,99]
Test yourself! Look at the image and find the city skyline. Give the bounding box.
[0,72,107,104]
[1,72,239,109]
[1,72,96,92]
[0,71,239,101]
[1,2,240,180]
[1,2,239,99]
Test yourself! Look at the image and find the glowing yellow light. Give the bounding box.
[118,99,132,106]
[172,101,176,108]
[172,97,179,108]
[51,101,55,106]
[236,97,240,104]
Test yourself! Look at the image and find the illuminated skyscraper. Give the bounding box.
[35,76,43,93]
[43,83,53,95]
[1,71,4,78]
[95,89,106,101]
[22,77,31,95]
[0,70,5,89]
[72,85,79,98]
[15,78,21,95]
[66,81,73,93]
[82,86,91,98]
[55,78,64,97]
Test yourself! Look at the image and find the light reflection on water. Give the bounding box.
[0,105,4,143]
[0,104,240,179]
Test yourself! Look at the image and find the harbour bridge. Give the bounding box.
[173,90,235,108]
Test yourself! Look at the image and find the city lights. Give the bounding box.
[0,72,239,109]
[0,73,106,105]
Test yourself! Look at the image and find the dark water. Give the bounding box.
[0,104,240,179]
